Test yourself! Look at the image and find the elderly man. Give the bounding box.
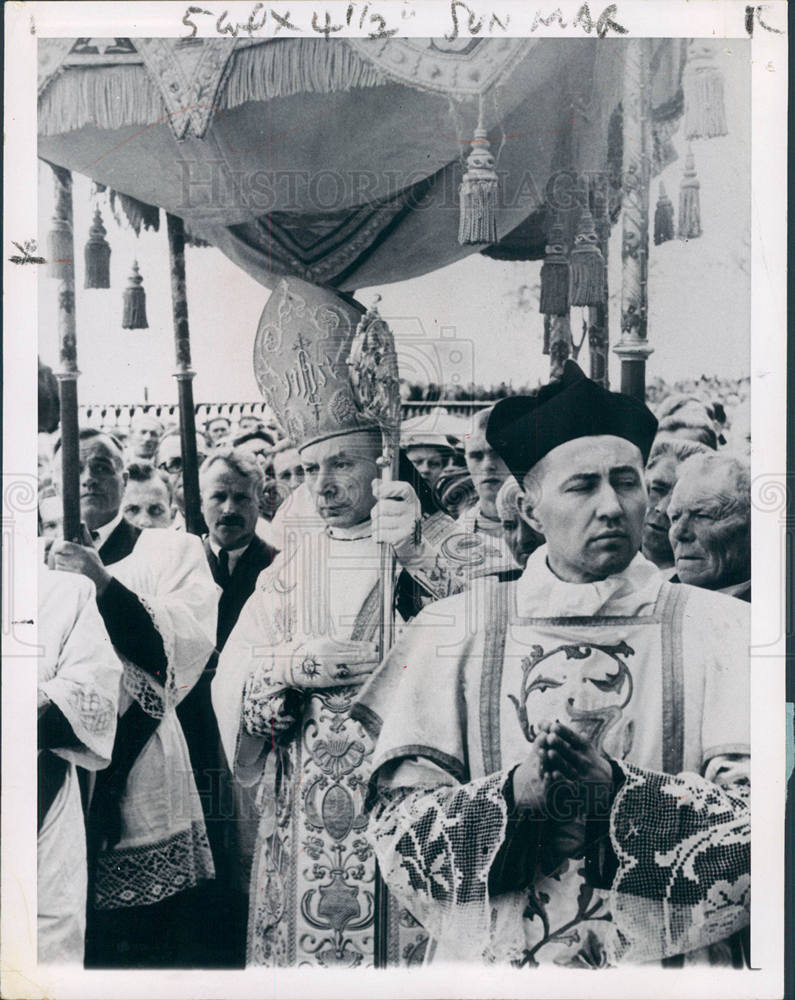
[669,452,751,601]
[126,412,164,461]
[641,438,708,570]
[355,362,750,968]
[121,461,175,530]
[49,428,217,967]
[212,278,466,967]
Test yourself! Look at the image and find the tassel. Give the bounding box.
[84,207,111,288]
[678,148,702,240]
[684,42,728,140]
[122,260,148,329]
[654,183,675,245]
[539,221,570,315]
[458,100,499,246]
[569,207,605,307]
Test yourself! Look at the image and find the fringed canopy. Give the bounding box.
[38,37,687,290]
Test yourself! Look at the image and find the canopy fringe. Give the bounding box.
[38,65,166,137]
[219,38,388,109]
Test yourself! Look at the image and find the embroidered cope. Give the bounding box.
[213,518,460,967]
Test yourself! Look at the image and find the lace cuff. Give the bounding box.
[606,761,750,964]
[121,594,177,719]
[369,770,511,960]
[242,677,304,742]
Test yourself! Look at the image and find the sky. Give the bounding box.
[37,42,750,408]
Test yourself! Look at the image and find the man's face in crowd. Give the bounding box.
[200,460,259,550]
[668,466,750,590]
[122,477,173,531]
[235,437,272,474]
[301,431,379,529]
[39,495,63,538]
[465,424,510,519]
[522,436,647,583]
[207,418,231,444]
[238,415,263,433]
[273,448,304,493]
[129,416,162,460]
[641,454,680,568]
[406,446,446,488]
[502,508,544,568]
[157,434,208,514]
[54,435,126,531]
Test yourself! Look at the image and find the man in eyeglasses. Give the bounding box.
[155,430,209,531]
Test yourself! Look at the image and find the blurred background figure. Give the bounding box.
[122,462,175,530]
[126,413,164,462]
[460,407,512,545]
[668,452,751,600]
[205,415,232,445]
[272,442,304,495]
[495,477,544,570]
[237,414,264,435]
[433,468,477,520]
[401,411,468,488]
[39,492,64,539]
[655,395,718,450]
[641,438,709,571]
[232,430,276,473]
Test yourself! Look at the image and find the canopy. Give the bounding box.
[38,36,685,291]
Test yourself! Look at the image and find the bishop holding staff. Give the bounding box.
[354,362,750,968]
[212,279,465,967]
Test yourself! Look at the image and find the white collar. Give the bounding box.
[325,518,373,541]
[207,536,252,559]
[719,579,751,598]
[92,511,124,550]
[515,545,663,618]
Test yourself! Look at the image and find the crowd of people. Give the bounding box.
[36,288,752,971]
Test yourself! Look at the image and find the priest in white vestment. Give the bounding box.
[355,362,750,967]
[38,568,122,963]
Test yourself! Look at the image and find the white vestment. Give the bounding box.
[94,530,218,910]
[38,569,122,962]
[355,548,750,966]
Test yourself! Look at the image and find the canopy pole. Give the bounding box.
[588,177,611,388]
[614,38,653,400]
[49,165,82,542]
[166,213,202,534]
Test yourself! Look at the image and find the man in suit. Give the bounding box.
[49,428,218,966]
[176,447,277,966]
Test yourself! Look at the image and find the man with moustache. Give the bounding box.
[640,438,708,570]
[355,362,750,968]
[668,452,751,601]
[212,278,465,967]
[48,428,217,966]
[175,448,277,966]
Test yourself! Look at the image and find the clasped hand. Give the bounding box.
[288,637,381,689]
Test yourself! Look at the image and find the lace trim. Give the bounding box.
[121,593,178,719]
[94,821,214,910]
[66,687,116,737]
[606,761,750,964]
[370,772,509,960]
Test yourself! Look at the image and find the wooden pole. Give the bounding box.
[614,38,653,400]
[49,165,82,542]
[588,177,611,387]
[166,213,202,534]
